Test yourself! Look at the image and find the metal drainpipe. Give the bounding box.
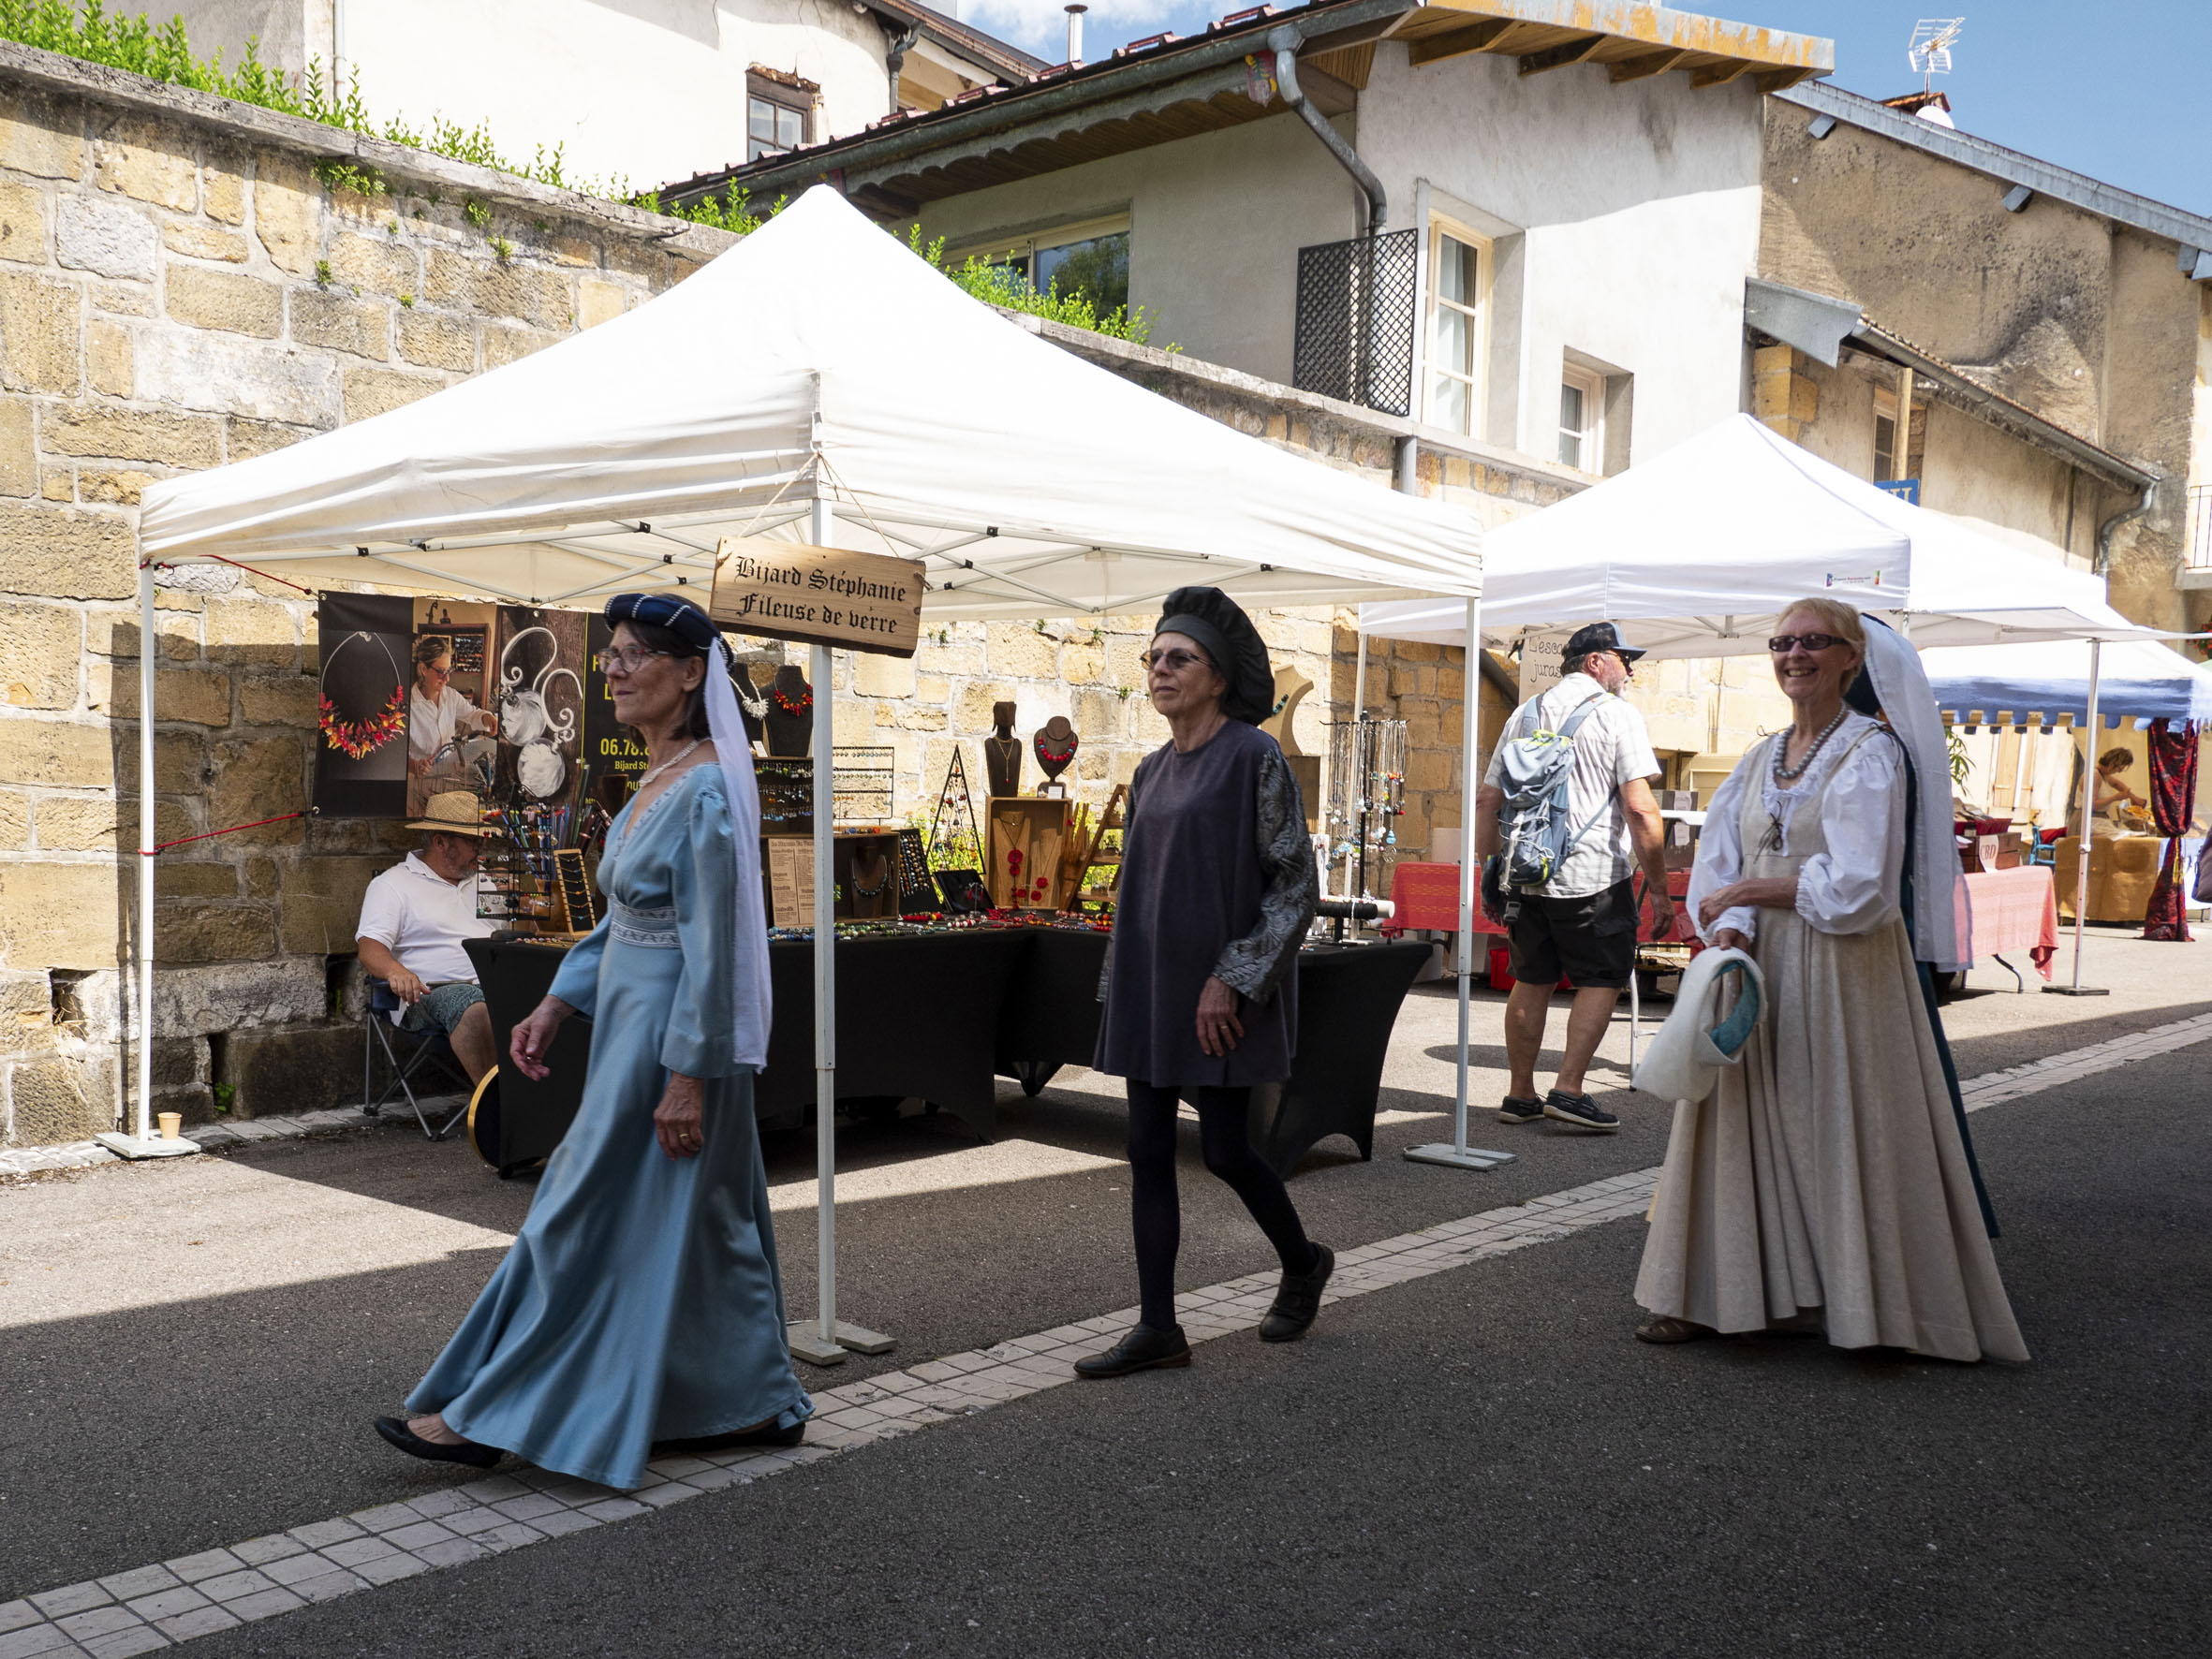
[1267,25,1385,229]
[2094,476,2158,578]
[886,24,922,113]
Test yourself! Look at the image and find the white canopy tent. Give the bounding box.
[1355,411,2184,1020]
[1356,414,2160,657]
[132,186,1495,1352]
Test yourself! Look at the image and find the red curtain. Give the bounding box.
[2141,718,2199,941]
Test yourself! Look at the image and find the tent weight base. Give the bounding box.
[2042,985,2110,997]
[831,1321,894,1356]
[94,1132,199,1161]
[787,1323,848,1368]
[1403,1143,1515,1170]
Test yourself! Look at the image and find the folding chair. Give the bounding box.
[364,980,473,1139]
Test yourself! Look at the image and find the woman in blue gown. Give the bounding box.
[376,595,810,1490]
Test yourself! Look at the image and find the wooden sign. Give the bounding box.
[710,536,926,659]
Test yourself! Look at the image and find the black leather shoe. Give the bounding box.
[1073,1324,1191,1378]
[1260,1243,1335,1343]
[375,1416,503,1468]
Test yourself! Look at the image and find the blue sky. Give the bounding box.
[955,2,2210,215]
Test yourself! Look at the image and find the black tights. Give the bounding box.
[1125,1079,1316,1331]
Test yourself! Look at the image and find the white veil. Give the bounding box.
[1859,614,1966,972]
[702,636,774,1069]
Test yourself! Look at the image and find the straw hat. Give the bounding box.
[405,790,489,837]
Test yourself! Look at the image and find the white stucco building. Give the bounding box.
[679,0,1831,498]
[167,1,1040,197]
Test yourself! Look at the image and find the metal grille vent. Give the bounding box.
[1291,229,1419,418]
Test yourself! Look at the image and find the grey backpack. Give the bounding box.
[1493,693,1611,894]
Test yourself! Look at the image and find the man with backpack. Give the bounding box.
[1474,621,1676,1133]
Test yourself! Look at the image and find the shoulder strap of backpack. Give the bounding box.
[1555,692,1608,740]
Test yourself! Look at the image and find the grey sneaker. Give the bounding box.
[1543,1090,1619,1133]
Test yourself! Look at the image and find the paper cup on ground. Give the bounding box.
[157,1111,182,1140]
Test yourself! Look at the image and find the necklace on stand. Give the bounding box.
[772,683,812,719]
[637,736,704,790]
[1772,705,1850,785]
[734,674,768,722]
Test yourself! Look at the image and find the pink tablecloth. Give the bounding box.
[1957,866,2060,979]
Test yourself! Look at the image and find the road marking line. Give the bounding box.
[7,1008,2207,1652]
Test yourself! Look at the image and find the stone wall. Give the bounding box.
[0,44,1601,1149]
[0,43,732,1143]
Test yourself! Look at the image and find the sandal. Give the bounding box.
[1634,1315,1713,1344]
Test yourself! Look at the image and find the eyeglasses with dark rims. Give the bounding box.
[1767,633,1844,653]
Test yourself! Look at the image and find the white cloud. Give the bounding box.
[955,1,1213,62]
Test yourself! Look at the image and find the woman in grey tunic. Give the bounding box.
[1077,588,1327,1379]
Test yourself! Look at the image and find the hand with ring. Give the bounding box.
[655,1072,706,1160]
[1195,975,1245,1058]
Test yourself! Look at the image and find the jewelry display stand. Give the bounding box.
[983,700,1023,797]
[1031,715,1078,799]
[763,665,814,757]
[988,798,1072,909]
[1324,717,1408,941]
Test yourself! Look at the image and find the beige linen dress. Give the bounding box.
[1636,725,2028,1363]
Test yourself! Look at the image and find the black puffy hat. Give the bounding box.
[1154,586,1276,725]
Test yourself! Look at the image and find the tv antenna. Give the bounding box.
[1907,18,1964,91]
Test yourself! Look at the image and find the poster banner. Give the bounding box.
[313,594,412,818]
[582,615,650,801]
[491,607,588,813]
[406,599,498,817]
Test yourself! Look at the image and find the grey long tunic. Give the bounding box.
[1095,719,1317,1088]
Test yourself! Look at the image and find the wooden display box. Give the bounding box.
[985,797,1071,910]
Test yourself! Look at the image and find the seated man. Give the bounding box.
[356,791,496,1085]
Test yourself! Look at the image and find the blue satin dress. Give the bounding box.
[408,765,811,1489]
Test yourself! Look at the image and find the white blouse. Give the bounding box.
[1688,712,1908,944]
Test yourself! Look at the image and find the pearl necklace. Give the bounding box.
[637,736,704,791]
[1772,706,1850,785]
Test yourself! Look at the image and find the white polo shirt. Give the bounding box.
[356,853,493,1010]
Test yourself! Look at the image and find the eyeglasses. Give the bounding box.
[594,646,676,674]
[1143,648,1213,673]
[1767,633,1845,653]
[420,661,451,680]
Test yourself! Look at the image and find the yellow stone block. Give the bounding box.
[0,861,122,970]
[0,177,48,264]
[396,312,474,372]
[342,365,443,422]
[162,222,249,263]
[0,91,82,182]
[253,154,321,276]
[164,265,282,337]
[94,119,197,210]
[0,270,81,392]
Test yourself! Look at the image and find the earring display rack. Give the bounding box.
[757,756,814,838]
[1324,717,1408,937]
[832,745,895,825]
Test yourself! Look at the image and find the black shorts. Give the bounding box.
[1505,878,1637,990]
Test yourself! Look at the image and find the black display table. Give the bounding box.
[465,932,1427,1179]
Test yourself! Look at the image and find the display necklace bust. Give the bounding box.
[848,846,891,918]
[984,699,1023,797]
[762,664,813,757]
[1032,715,1078,794]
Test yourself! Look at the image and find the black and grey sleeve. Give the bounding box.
[1210,746,1318,1005]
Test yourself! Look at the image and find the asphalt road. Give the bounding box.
[157,1035,2208,1659]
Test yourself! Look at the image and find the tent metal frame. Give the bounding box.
[127,474,1494,1358]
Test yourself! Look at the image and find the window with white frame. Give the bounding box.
[1425,223,1486,435]
[1558,362,1605,471]
[1871,386,1925,482]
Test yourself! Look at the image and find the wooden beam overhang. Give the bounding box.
[1517,34,1608,76]
[1608,48,1691,83]
[1405,19,1516,67]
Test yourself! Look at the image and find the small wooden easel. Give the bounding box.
[1067,785,1128,912]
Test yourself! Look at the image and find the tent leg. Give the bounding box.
[1407,595,1512,1171]
[96,564,195,1161]
[2045,639,2109,996]
[788,499,890,1366]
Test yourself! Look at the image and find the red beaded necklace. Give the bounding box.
[772,683,812,718]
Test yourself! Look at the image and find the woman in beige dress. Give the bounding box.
[1635,598,2027,1363]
